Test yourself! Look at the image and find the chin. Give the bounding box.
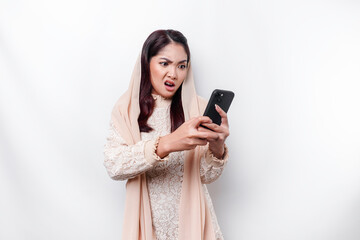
[162,92,175,99]
[159,89,178,99]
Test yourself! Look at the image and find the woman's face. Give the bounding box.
[149,42,188,99]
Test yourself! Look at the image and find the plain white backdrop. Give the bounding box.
[1,0,360,239]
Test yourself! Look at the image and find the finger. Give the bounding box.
[215,104,227,119]
[200,123,229,138]
[215,104,229,126]
[192,116,212,128]
[199,123,221,132]
[199,128,220,142]
[192,138,208,146]
[193,130,219,141]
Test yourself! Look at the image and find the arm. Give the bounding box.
[103,121,168,181]
[198,104,230,183]
[200,144,229,184]
[155,116,219,158]
[156,103,230,160]
[200,104,230,158]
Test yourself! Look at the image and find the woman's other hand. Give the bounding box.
[198,104,230,159]
[156,116,219,158]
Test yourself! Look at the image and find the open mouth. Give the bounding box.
[164,80,175,87]
[164,80,175,91]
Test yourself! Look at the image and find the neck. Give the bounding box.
[152,94,172,108]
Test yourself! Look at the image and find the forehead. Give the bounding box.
[155,43,187,61]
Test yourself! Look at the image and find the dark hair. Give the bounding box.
[138,29,190,133]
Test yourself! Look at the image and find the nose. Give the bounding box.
[167,67,177,79]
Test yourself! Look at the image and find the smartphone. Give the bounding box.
[202,89,235,126]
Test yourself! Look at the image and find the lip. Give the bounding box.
[164,80,175,92]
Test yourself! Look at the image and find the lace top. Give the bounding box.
[104,95,228,240]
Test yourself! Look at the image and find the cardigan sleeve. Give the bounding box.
[200,144,229,184]
[103,121,169,181]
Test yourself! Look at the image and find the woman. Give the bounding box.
[104,29,230,240]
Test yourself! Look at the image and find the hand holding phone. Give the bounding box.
[199,89,234,158]
[203,89,234,125]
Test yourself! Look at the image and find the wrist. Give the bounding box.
[156,135,171,158]
[206,144,228,167]
[209,143,225,159]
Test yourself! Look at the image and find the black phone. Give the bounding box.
[202,89,235,126]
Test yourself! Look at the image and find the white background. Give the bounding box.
[1,0,360,239]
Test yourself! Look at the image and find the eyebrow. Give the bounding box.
[159,57,187,64]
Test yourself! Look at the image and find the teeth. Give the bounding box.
[165,82,174,86]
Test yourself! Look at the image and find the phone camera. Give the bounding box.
[215,92,223,102]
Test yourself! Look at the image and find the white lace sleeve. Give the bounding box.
[103,121,157,181]
[200,145,229,184]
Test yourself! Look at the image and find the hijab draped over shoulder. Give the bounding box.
[111,55,216,240]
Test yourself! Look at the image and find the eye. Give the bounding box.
[160,62,168,66]
[178,64,187,69]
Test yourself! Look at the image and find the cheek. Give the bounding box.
[150,61,162,77]
[178,70,188,84]
[152,67,166,84]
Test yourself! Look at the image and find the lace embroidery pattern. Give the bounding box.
[104,123,153,181]
[104,105,226,240]
[200,155,225,184]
